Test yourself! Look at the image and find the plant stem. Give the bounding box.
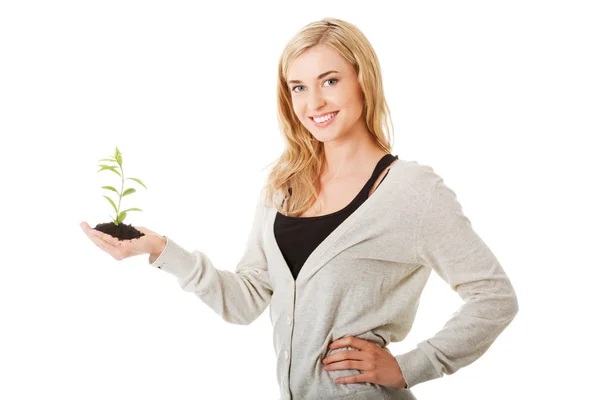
[116,162,125,224]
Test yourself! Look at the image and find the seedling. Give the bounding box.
[93,146,148,240]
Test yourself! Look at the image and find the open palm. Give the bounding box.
[80,221,162,260]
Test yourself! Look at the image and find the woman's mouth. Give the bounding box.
[310,111,339,127]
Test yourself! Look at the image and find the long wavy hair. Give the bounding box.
[261,17,395,216]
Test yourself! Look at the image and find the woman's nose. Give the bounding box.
[307,89,326,110]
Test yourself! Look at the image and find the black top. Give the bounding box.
[274,154,399,280]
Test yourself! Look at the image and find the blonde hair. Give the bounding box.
[262,17,395,216]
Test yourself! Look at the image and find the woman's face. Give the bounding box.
[286,44,366,144]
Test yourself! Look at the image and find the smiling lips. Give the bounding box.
[310,111,339,127]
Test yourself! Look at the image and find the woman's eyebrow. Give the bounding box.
[288,70,339,84]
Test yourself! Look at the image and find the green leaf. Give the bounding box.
[98,158,118,163]
[126,177,148,190]
[101,185,119,194]
[114,146,123,166]
[103,195,118,214]
[117,211,127,224]
[122,207,142,212]
[122,188,136,196]
[96,165,121,177]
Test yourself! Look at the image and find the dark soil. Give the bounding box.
[94,222,145,241]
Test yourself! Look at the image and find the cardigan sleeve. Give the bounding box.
[147,187,273,325]
[394,177,519,389]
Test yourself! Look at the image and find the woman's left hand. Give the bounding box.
[323,336,407,388]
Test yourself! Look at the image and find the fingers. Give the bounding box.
[80,221,122,259]
[90,227,121,247]
[80,221,121,246]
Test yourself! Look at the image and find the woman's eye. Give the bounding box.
[324,78,338,86]
[292,85,305,93]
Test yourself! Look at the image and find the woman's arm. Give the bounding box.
[149,236,167,261]
[148,188,273,326]
[394,177,519,388]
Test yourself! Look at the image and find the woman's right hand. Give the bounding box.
[80,221,166,261]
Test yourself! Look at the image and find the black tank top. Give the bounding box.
[274,154,399,280]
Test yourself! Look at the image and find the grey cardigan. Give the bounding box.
[148,160,519,400]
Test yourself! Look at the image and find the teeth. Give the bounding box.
[313,112,337,123]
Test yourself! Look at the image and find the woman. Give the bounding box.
[81,17,519,400]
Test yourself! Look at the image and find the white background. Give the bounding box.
[1,1,598,399]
